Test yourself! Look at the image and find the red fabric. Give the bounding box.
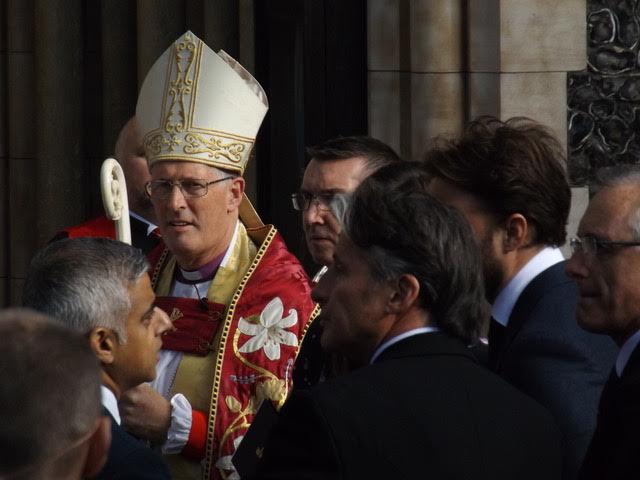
[210,230,316,479]
[155,297,225,355]
[182,409,207,460]
[59,215,116,239]
[147,231,317,480]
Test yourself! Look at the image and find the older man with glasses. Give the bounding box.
[566,165,640,480]
[118,31,317,480]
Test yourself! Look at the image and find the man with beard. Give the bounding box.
[423,116,617,480]
[55,117,161,253]
[248,162,562,480]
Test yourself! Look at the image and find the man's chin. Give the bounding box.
[576,311,606,335]
[319,329,337,353]
[309,246,334,266]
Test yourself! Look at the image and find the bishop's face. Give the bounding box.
[150,161,244,270]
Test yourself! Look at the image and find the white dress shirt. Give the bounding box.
[101,385,121,425]
[370,327,440,364]
[129,211,157,235]
[492,247,564,327]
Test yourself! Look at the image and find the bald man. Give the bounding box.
[54,117,161,253]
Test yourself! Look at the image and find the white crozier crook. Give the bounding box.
[100,157,132,244]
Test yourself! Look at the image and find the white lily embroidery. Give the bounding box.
[215,435,244,480]
[238,297,298,361]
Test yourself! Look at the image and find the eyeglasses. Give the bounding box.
[145,177,234,200]
[291,192,341,212]
[569,235,640,257]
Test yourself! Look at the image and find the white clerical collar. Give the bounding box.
[129,211,158,235]
[170,221,240,299]
[616,330,640,377]
[492,247,564,327]
[101,385,121,425]
[370,327,440,364]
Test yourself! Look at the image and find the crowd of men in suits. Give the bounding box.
[1,31,639,480]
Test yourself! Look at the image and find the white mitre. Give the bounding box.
[136,31,268,175]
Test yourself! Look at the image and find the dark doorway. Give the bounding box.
[253,0,368,271]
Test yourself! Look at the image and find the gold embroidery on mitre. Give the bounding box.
[184,133,246,164]
[164,33,198,135]
[138,31,268,175]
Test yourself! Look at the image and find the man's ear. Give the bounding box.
[386,274,420,314]
[82,416,111,479]
[88,327,117,365]
[501,213,529,252]
[227,176,245,211]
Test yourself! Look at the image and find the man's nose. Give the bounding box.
[166,183,187,210]
[565,253,588,280]
[153,307,174,335]
[304,201,329,225]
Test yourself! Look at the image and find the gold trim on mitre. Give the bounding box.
[136,31,269,174]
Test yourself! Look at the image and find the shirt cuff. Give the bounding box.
[161,394,192,454]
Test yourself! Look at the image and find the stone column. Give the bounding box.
[469,0,586,148]
[368,0,465,160]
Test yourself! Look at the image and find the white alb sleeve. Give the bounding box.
[161,393,192,454]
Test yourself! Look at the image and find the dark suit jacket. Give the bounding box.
[489,261,618,480]
[579,344,640,480]
[53,214,160,254]
[249,332,562,480]
[95,410,170,480]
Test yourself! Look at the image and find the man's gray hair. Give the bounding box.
[595,165,640,239]
[23,237,149,341]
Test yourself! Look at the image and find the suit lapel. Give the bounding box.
[492,261,569,372]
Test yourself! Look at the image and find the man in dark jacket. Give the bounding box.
[248,162,562,480]
[424,116,617,479]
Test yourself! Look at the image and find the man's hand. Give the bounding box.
[119,384,171,445]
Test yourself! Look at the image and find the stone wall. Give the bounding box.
[368,0,588,254]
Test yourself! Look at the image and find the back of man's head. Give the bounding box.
[345,162,485,344]
[115,116,155,222]
[307,135,401,174]
[23,237,148,340]
[0,308,107,480]
[423,116,570,247]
